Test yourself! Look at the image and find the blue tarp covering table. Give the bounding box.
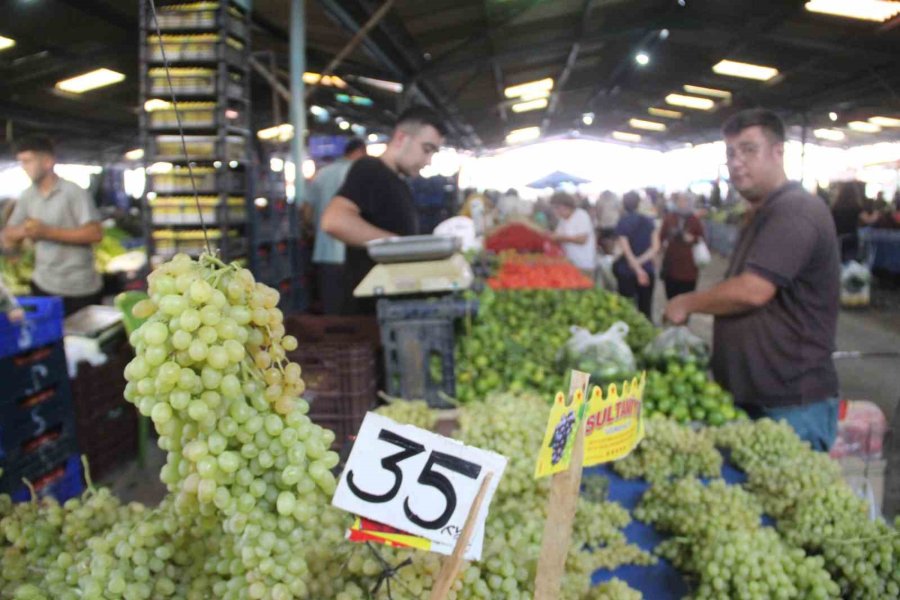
[859,227,900,274]
[586,461,749,598]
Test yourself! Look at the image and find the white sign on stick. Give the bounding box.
[332,412,507,560]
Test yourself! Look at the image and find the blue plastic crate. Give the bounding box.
[9,454,84,504]
[0,297,64,360]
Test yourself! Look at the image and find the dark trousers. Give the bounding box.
[615,271,655,320]
[316,263,347,315]
[664,278,697,300]
[30,282,102,317]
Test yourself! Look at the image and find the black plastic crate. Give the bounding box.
[0,341,68,402]
[379,318,456,409]
[376,296,479,322]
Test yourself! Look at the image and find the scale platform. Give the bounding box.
[354,253,473,297]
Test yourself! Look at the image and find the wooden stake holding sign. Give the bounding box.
[533,370,591,600]
[429,472,494,600]
[332,412,507,598]
[532,371,646,599]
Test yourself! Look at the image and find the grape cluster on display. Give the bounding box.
[551,410,576,465]
[613,416,722,482]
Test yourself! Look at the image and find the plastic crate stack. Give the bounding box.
[139,0,253,266]
[250,167,307,312]
[0,297,84,503]
[376,296,479,409]
[283,315,379,450]
[70,340,138,482]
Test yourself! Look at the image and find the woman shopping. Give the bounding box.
[660,193,705,299]
[614,191,659,319]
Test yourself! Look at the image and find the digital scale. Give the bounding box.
[353,235,474,298]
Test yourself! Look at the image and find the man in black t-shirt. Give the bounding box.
[321,106,446,314]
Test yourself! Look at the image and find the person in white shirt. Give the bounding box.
[549,191,596,276]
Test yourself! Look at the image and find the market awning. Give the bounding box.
[526,170,592,189]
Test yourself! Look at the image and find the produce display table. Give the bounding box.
[588,461,748,598]
[859,227,900,274]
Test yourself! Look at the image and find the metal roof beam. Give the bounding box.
[542,0,595,132]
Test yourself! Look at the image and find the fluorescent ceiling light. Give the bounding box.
[635,52,650,66]
[628,118,667,132]
[813,129,845,141]
[257,123,294,141]
[0,35,15,51]
[582,113,594,126]
[805,0,900,22]
[519,89,551,101]
[665,93,715,110]
[144,99,172,112]
[848,121,881,133]
[869,116,900,127]
[303,72,346,88]
[504,78,553,99]
[56,68,126,93]
[511,98,548,113]
[505,126,541,144]
[124,148,144,160]
[354,76,403,94]
[612,131,642,143]
[683,84,732,99]
[712,59,779,81]
[649,107,682,119]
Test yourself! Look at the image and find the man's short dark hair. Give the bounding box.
[395,105,447,137]
[722,108,785,143]
[622,191,641,213]
[14,134,55,156]
[343,137,366,156]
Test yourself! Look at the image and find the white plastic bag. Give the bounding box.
[840,260,871,307]
[560,321,636,382]
[692,239,711,268]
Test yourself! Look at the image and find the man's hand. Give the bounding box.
[24,218,48,240]
[664,294,691,325]
[636,267,650,287]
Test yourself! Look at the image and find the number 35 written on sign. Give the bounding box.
[332,412,508,560]
[345,428,481,530]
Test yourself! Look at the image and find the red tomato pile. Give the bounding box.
[485,223,562,255]
[487,256,593,290]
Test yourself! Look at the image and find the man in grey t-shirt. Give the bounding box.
[664,109,841,451]
[1,135,103,316]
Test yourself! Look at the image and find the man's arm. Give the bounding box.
[26,220,102,245]
[320,196,394,246]
[1,224,28,249]
[552,232,588,244]
[664,271,776,324]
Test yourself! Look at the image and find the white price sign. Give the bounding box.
[332,412,507,560]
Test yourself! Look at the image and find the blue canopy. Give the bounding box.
[526,170,591,189]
